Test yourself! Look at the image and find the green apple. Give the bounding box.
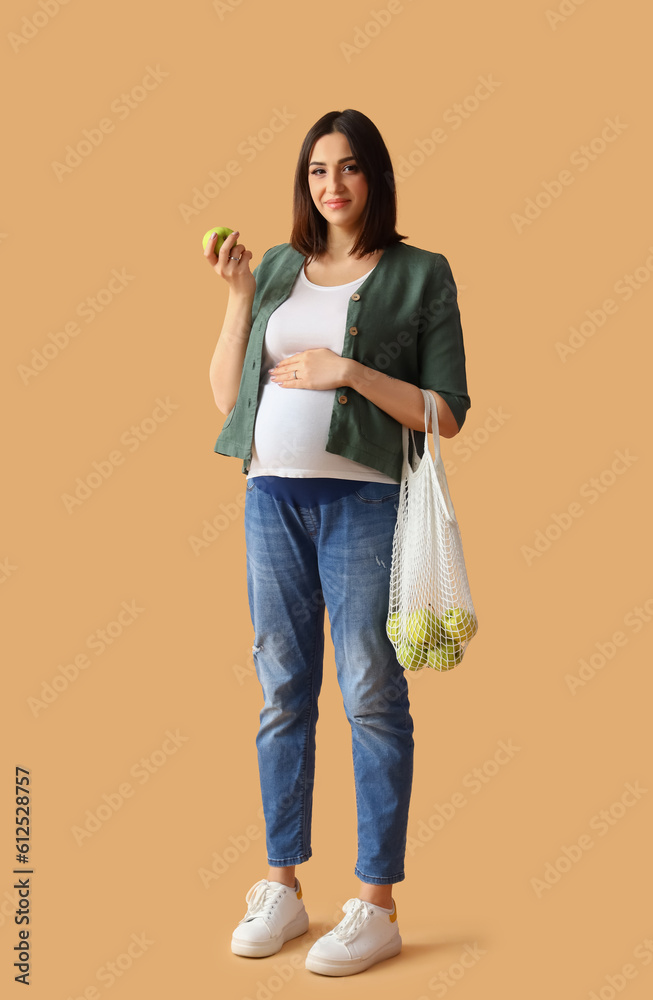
[426,642,463,671]
[202,226,234,254]
[405,606,439,650]
[433,616,449,644]
[386,611,402,644]
[439,608,478,644]
[395,640,427,672]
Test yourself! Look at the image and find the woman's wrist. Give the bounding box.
[341,358,372,389]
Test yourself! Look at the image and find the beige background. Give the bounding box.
[3,0,652,997]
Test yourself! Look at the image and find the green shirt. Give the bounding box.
[213,240,471,482]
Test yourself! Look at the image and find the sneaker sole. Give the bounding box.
[231,909,310,958]
[305,934,402,976]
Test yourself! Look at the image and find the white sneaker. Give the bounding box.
[231,877,309,957]
[305,897,402,976]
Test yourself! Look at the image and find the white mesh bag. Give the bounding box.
[386,388,478,672]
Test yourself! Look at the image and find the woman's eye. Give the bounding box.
[310,165,357,175]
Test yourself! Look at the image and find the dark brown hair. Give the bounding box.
[289,109,408,263]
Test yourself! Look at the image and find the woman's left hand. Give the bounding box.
[268,349,351,391]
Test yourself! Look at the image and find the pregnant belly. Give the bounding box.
[252,381,336,471]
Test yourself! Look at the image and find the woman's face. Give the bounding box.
[307,131,369,236]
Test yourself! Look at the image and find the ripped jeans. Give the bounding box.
[243,477,415,885]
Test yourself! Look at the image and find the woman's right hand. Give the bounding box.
[204,229,256,298]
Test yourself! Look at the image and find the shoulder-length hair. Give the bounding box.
[289,109,408,263]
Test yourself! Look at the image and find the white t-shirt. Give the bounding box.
[247,262,399,483]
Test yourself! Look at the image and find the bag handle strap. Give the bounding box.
[401,388,442,471]
[401,389,457,521]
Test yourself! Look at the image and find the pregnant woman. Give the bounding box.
[205,108,471,976]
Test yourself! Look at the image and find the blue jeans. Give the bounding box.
[243,477,415,885]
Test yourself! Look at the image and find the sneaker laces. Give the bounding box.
[242,879,286,921]
[331,898,371,942]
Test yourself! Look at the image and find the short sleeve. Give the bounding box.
[416,254,471,431]
[252,244,277,282]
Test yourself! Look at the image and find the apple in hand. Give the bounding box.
[426,642,463,671]
[202,226,235,254]
[405,606,439,650]
[439,608,478,644]
[395,640,427,672]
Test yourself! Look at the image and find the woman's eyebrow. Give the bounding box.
[308,156,357,166]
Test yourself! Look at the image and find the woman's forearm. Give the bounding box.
[209,293,255,415]
[342,359,459,438]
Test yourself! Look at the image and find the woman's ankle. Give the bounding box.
[358,882,394,909]
[267,865,296,888]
